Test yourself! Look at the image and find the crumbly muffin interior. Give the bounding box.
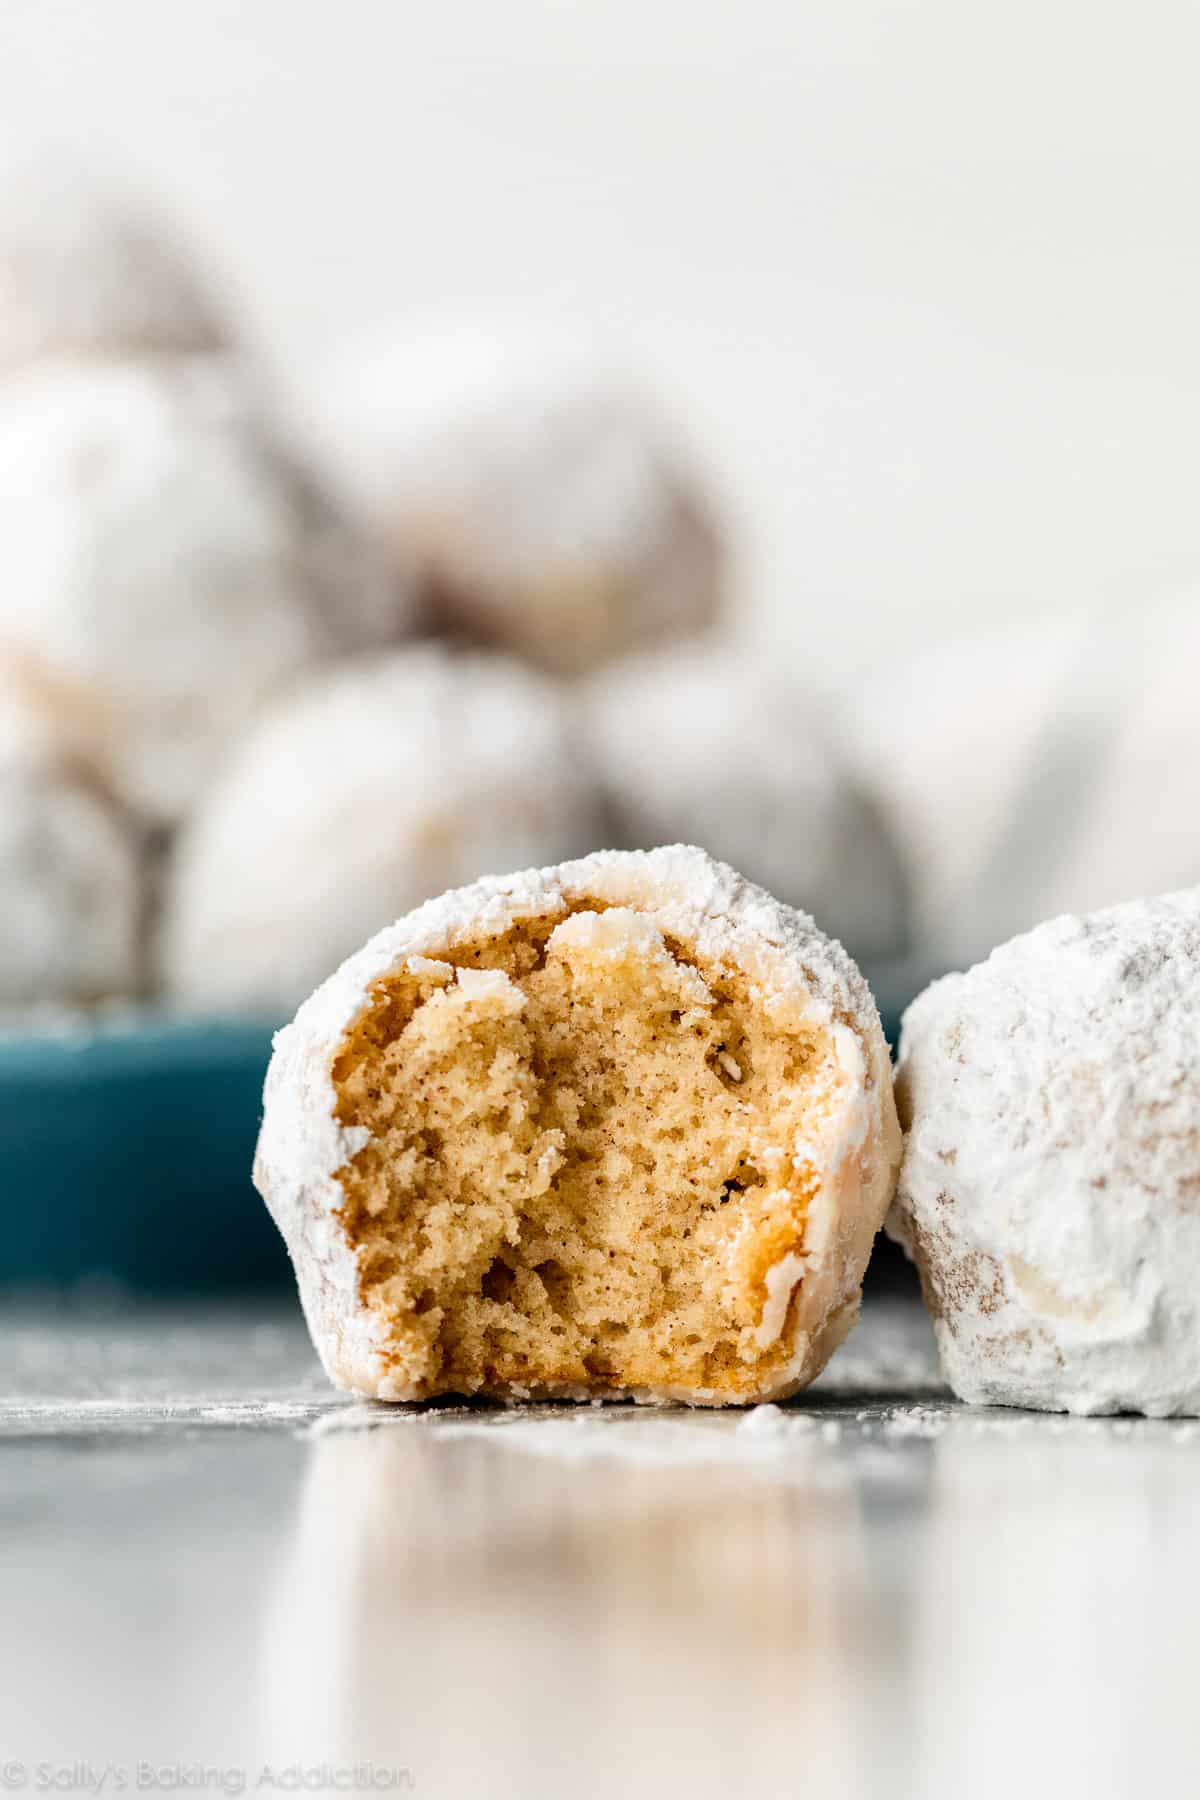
[331,903,850,1399]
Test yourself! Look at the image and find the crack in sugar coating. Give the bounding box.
[330,902,850,1399]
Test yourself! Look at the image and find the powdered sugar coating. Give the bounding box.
[162,646,606,1017]
[0,663,141,1005]
[0,169,228,373]
[255,845,900,1405]
[586,644,910,963]
[0,357,410,825]
[891,887,1200,1415]
[312,321,725,675]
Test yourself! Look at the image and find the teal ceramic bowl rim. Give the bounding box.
[0,1011,280,1076]
[0,1011,286,1291]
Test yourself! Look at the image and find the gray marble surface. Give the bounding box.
[1,1297,1197,1800]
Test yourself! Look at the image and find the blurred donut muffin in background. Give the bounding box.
[0,658,142,1008]
[0,167,229,373]
[160,645,607,1017]
[585,644,911,967]
[0,355,412,828]
[309,320,726,676]
[844,594,1200,970]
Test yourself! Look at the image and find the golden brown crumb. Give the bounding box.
[331,904,848,1401]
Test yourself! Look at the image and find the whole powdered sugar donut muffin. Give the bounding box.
[0,661,141,1006]
[255,846,900,1405]
[0,356,406,825]
[313,322,725,675]
[586,645,910,964]
[162,646,605,1017]
[0,167,228,373]
[846,594,1200,968]
[891,888,1200,1416]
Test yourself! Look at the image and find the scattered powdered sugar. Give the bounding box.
[1,1397,326,1436]
[877,1405,950,1440]
[735,1402,816,1439]
[810,1298,942,1395]
[302,1402,413,1439]
[419,1409,844,1476]
[299,1388,960,1466]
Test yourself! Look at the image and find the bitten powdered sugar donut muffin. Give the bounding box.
[587,646,910,964]
[0,357,406,825]
[891,888,1200,1416]
[312,322,725,675]
[0,662,141,1006]
[162,647,605,1017]
[0,168,228,373]
[255,846,900,1405]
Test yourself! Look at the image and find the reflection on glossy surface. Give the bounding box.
[1,1304,1198,1798]
[910,1421,1200,1800]
[265,1420,872,1794]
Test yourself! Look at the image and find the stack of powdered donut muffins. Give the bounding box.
[6,166,1200,1418]
[0,166,912,1024]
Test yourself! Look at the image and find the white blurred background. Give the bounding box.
[3,0,1197,678]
